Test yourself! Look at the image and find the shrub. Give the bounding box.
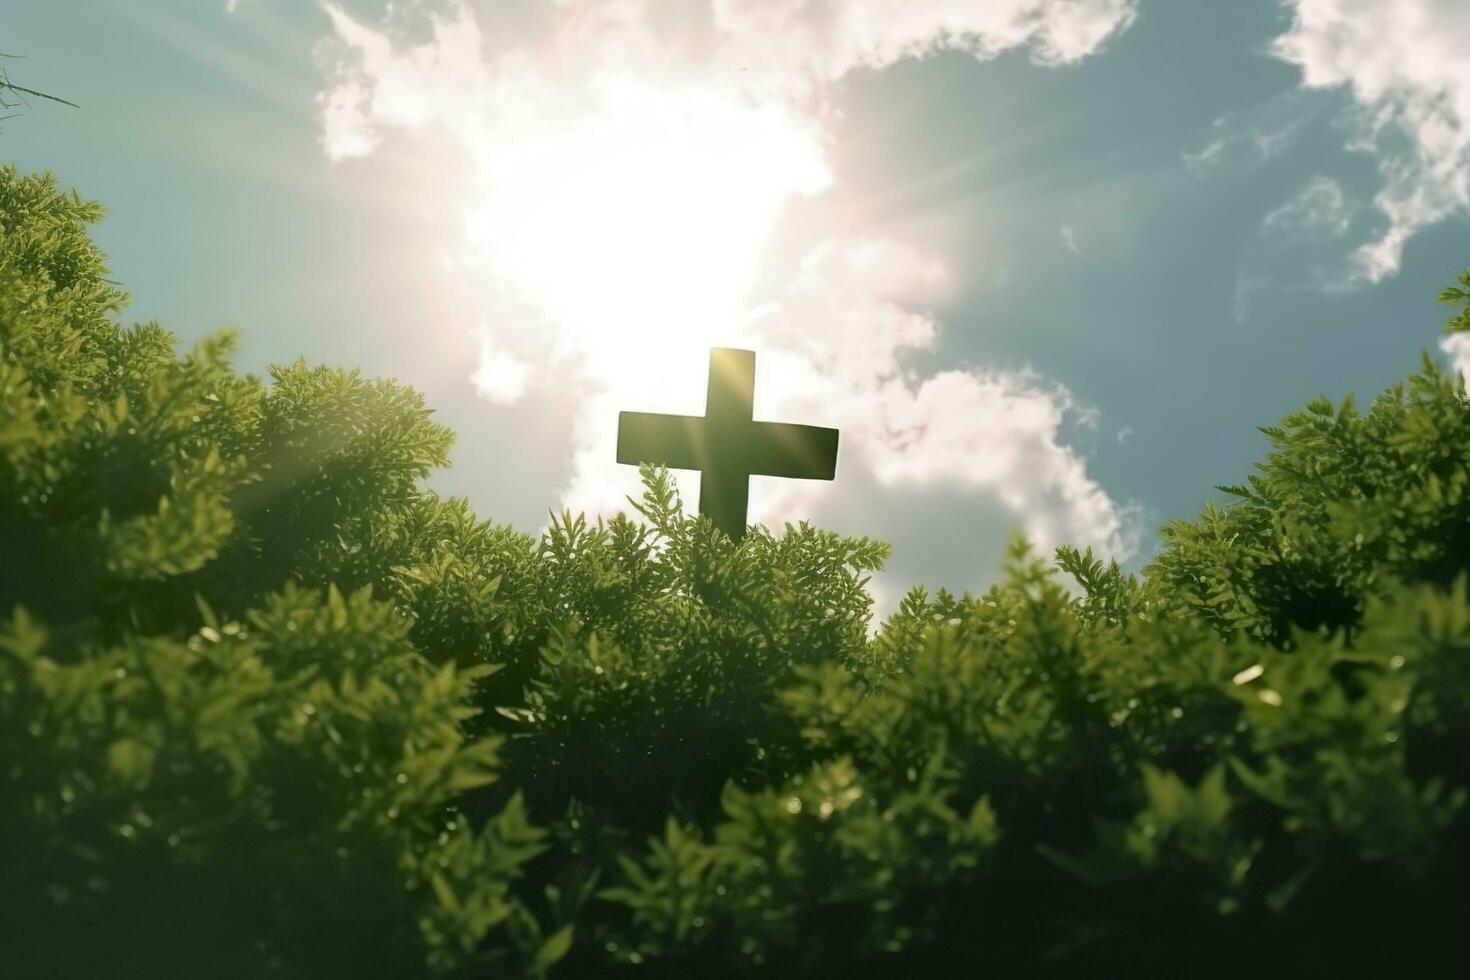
[4,165,1468,978]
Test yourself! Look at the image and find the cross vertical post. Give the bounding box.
[699,348,755,542]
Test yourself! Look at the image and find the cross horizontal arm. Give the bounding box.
[746,421,839,480]
[616,411,707,472]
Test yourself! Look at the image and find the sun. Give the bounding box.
[460,78,830,399]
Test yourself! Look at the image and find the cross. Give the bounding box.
[616,348,839,542]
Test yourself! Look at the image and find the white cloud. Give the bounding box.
[742,240,1144,613]
[1181,96,1311,179]
[1060,224,1082,255]
[316,0,1138,162]
[316,2,489,162]
[1116,425,1133,445]
[470,327,530,404]
[311,0,1142,610]
[1274,0,1470,281]
[1262,176,1354,237]
[317,76,381,158]
[708,0,1137,93]
[1441,332,1470,389]
[1253,120,1302,161]
[1236,175,1366,319]
[1182,137,1225,175]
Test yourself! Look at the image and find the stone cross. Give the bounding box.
[616,348,839,542]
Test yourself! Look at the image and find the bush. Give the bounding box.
[4,165,1468,977]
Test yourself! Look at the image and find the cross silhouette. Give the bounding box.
[616,348,839,542]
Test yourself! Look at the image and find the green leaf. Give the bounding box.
[532,925,574,973]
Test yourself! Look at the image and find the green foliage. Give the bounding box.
[5,166,1470,978]
[1438,265,1470,337]
[0,167,544,979]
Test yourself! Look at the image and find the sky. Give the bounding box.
[6,0,1470,615]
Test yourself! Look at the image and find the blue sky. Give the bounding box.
[6,0,1470,612]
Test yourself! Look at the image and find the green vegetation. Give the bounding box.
[4,165,1469,977]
